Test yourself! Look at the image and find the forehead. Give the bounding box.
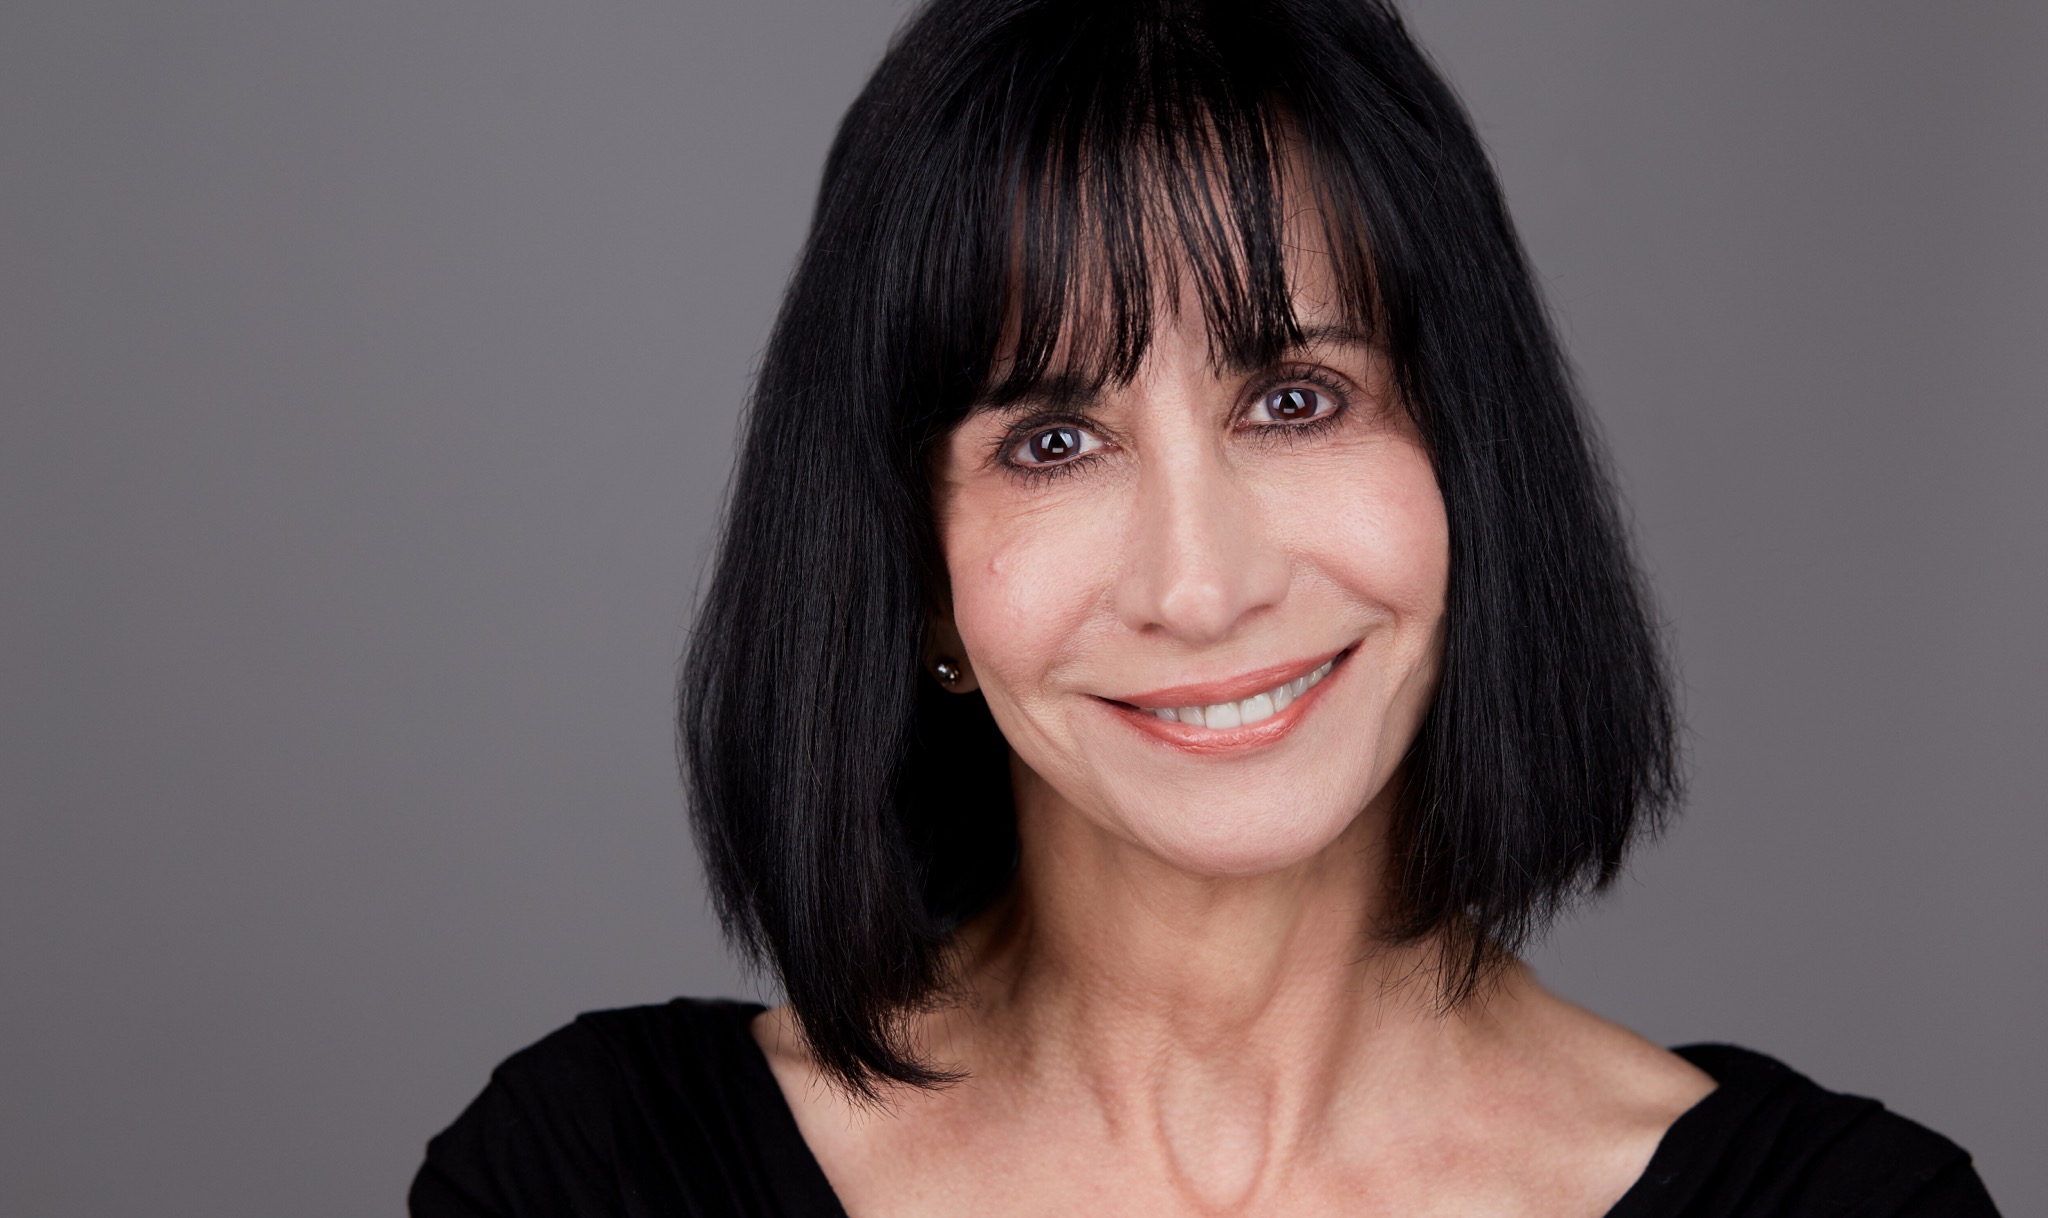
[979,143,1376,407]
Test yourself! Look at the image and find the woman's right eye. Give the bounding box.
[1007,424,1104,470]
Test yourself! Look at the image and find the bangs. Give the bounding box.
[889,4,1386,412]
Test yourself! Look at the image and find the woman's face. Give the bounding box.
[934,269,1449,878]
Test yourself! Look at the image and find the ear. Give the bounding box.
[923,613,980,693]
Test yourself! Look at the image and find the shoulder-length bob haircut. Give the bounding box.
[681,0,1679,1094]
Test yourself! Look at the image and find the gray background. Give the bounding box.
[3,1,2042,1214]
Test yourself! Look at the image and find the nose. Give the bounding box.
[1114,438,1289,644]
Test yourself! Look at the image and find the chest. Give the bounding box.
[800,1097,1654,1218]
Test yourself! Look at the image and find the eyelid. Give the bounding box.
[991,414,1110,475]
[1240,363,1352,425]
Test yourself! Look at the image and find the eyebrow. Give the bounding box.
[972,323,1375,416]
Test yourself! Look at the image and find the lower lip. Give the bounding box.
[1099,651,1350,756]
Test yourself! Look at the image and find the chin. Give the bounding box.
[1118,791,1368,879]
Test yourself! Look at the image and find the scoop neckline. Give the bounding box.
[725,1001,1755,1218]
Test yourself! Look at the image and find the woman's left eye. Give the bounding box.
[1248,385,1337,424]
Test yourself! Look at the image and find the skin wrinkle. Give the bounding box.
[752,184,1711,1218]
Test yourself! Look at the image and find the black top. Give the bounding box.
[411,998,1999,1217]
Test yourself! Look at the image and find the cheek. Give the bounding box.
[941,486,1122,696]
[1275,437,1449,628]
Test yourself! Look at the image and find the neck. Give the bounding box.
[931,762,1511,1209]
[976,778,1410,1027]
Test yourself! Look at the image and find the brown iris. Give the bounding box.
[1266,387,1320,420]
[1029,427,1082,462]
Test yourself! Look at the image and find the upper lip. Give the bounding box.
[1107,647,1348,710]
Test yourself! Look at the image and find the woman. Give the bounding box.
[412,1,1997,1214]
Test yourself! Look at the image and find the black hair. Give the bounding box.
[680,0,1680,1096]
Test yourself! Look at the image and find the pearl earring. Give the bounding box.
[933,658,962,686]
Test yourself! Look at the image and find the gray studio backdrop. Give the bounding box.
[3,1,2042,1214]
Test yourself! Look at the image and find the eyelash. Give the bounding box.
[991,364,1354,483]
[1240,365,1350,442]
[991,415,1100,483]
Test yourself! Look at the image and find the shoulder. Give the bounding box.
[456,996,767,1139]
[1610,1043,2000,1217]
[409,997,837,1218]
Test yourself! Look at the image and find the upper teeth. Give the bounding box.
[1149,659,1335,729]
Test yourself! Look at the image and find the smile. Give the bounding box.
[1101,648,1351,752]
[1145,658,1336,729]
